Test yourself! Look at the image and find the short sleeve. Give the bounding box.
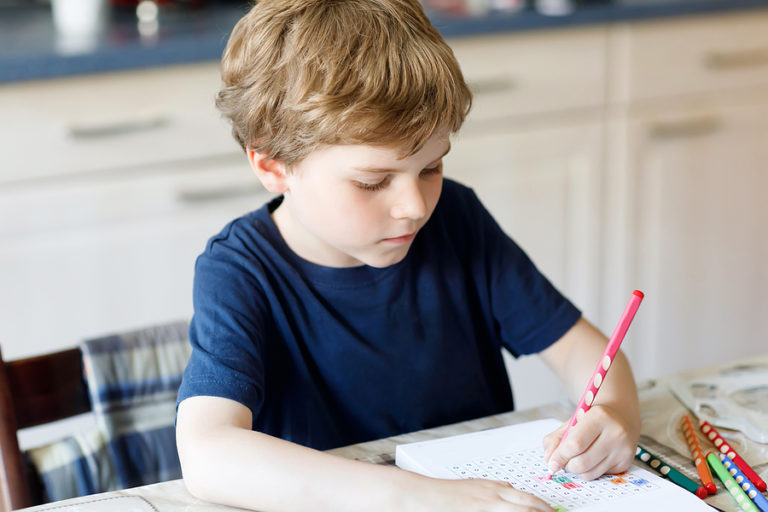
[469,191,581,356]
[176,234,269,418]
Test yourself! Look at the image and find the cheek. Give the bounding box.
[339,193,385,229]
[425,179,443,214]
[315,188,382,237]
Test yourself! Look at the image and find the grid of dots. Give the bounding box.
[448,447,657,511]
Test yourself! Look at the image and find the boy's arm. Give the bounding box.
[538,317,641,480]
[176,396,555,512]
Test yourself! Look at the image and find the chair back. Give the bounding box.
[0,347,91,511]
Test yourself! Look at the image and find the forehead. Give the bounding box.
[310,133,451,169]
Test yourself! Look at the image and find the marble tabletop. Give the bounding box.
[19,355,768,512]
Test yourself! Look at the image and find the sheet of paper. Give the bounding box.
[395,418,712,512]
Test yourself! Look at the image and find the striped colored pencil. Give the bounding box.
[717,453,768,512]
[707,452,760,512]
[681,414,717,495]
[700,421,767,492]
[636,445,708,499]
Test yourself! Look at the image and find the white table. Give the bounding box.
[20,356,768,512]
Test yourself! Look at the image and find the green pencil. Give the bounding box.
[635,445,708,499]
[707,452,760,512]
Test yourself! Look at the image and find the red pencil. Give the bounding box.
[546,290,644,479]
[700,420,767,492]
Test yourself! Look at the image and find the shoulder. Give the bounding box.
[193,198,287,291]
[203,201,274,256]
[200,196,285,260]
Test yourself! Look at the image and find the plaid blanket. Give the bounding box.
[25,321,191,503]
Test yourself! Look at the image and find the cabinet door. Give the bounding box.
[606,97,768,381]
[0,160,269,360]
[444,119,604,409]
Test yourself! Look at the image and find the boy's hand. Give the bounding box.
[541,404,638,481]
[405,476,555,512]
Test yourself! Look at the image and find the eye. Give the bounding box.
[420,162,443,177]
[354,175,391,192]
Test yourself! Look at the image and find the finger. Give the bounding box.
[574,408,637,478]
[497,486,554,511]
[561,428,606,477]
[602,448,635,476]
[547,421,601,474]
[567,452,610,481]
[566,421,636,480]
[542,423,568,461]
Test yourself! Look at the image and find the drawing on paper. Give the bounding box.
[448,447,657,511]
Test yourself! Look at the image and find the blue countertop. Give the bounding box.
[1,0,767,84]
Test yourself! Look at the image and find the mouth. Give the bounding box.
[382,232,416,244]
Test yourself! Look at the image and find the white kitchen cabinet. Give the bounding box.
[609,10,768,104]
[449,27,607,123]
[604,94,768,382]
[603,10,768,381]
[0,62,270,361]
[0,62,234,185]
[0,155,269,360]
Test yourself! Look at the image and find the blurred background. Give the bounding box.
[1,0,767,416]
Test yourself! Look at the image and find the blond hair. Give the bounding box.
[216,0,472,168]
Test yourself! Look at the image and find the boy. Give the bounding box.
[175,0,641,511]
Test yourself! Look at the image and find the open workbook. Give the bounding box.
[395,418,713,512]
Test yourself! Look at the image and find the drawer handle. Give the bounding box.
[705,48,768,70]
[467,76,517,95]
[649,115,721,139]
[175,184,263,203]
[67,114,169,139]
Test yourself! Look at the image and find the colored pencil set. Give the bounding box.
[543,289,767,511]
[635,412,768,512]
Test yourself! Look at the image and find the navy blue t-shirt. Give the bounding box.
[177,179,580,450]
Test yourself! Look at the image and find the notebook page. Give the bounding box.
[396,418,712,512]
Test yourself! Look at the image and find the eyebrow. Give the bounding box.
[353,144,451,173]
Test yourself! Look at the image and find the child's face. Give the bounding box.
[273,132,450,268]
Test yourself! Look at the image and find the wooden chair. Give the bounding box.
[0,347,91,512]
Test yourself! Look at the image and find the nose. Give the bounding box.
[390,178,427,220]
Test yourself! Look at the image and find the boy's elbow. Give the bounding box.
[177,434,219,501]
[181,462,218,503]
[175,396,255,502]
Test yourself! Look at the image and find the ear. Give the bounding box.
[248,150,289,194]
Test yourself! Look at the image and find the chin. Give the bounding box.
[361,249,410,268]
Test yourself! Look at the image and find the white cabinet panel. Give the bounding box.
[0,161,270,360]
[0,62,234,185]
[449,26,607,125]
[605,95,768,381]
[611,10,768,103]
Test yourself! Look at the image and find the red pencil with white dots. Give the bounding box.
[546,290,644,479]
[700,420,767,492]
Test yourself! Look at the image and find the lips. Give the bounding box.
[382,232,416,244]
